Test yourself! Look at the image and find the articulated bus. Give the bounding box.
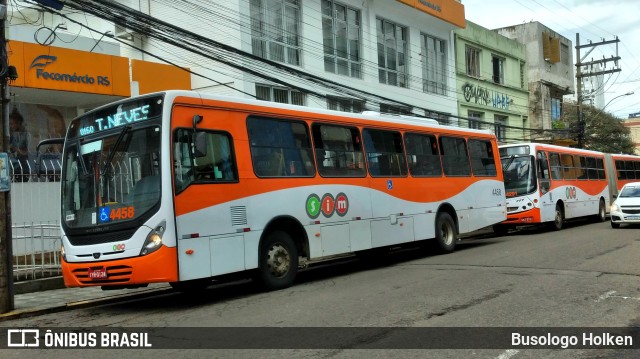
[60,91,506,291]
[605,153,640,197]
[497,143,609,232]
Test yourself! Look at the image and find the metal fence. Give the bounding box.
[10,155,63,281]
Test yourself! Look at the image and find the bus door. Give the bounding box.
[172,121,245,281]
[537,150,553,222]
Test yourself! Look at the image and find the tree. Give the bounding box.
[560,104,635,154]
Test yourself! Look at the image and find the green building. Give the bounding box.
[454,21,529,143]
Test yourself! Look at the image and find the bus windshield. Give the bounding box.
[62,125,161,229]
[502,155,537,197]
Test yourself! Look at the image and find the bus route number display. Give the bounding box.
[99,206,136,223]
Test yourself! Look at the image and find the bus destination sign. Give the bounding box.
[73,95,164,137]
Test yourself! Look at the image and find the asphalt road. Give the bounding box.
[2,219,640,359]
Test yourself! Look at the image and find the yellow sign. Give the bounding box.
[9,41,130,96]
[397,0,466,28]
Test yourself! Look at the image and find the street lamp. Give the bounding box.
[602,91,634,113]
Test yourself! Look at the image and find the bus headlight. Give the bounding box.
[140,221,166,256]
[61,245,66,262]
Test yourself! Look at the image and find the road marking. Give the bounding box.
[595,290,640,302]
[495,349,519,359]
[595,290,617,302]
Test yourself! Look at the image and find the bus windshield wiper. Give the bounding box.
[101,125,131,176]
[502,155,516,172]
[76,136,89,177]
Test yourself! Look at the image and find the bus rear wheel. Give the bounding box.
[433,212,457,253]
[255,230,298,291]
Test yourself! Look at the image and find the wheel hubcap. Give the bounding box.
[266,243,290,278]
[441,222,453,245]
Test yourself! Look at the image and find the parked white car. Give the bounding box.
[611,182,640,228]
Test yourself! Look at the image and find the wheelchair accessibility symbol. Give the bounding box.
[99,207,111,223]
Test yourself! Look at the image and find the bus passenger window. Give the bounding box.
[404,133,442,177]
[363,129,407,177]
[247,117,315,178]
[312,124,365,177]
[439,136,471,177]
[468,139,497,177]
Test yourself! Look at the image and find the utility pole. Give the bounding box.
[575,34,621,148]
[0,0,14,313]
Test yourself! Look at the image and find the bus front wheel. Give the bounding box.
[595,199,606,222]
[433,212,457,253]
[255,230,298,291]
[550,204,564,231]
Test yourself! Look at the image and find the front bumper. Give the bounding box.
[610,210,640,224]
[62,245,178,287]
[502,206,542,225]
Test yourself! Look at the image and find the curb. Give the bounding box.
[14,277,66,295]
[0,286,174,322]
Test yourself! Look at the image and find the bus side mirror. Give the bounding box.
[192,114,203,131]
[194,132,207,158]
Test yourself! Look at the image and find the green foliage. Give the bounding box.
[560,105,635,154]
[552,120,566,129]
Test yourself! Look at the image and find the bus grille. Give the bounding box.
[72,265,133,284]
[67,228,136,246]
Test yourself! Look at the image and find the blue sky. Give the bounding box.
[463,0,640,118]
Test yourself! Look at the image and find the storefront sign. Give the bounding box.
[30,55,111,86]
[8,41,130,96]
[396,0,465,28]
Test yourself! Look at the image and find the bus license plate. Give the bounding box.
[88,267,108,280]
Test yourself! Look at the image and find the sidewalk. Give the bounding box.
[0,278,173,322]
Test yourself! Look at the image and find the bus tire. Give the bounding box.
[255,230,298,291]
[433,212,457,253]
[595,199,606,222]
[550,204,564,231]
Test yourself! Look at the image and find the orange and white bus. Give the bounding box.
[59,91,506,291]
[497,143,609,232]
[605,153,640,198]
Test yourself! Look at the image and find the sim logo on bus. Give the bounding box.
[566,186,577,199]
[306,193,349,219]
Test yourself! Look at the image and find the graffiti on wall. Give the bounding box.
[462,83,512,110]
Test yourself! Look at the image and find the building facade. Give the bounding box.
[109,0,466,120]
[454,21,529,144]
[496,22,575,137]
[623,112,640,155]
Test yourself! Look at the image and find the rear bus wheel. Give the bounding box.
[433,212,457,253]
[255,231,298,291]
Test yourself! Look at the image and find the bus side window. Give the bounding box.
[192,131,237,182]
[468,139,497,177]
[363,129,407,177]
[439,136,471,177]
[248,117,315,178]
[537,151,550,194]
[549,153,562,180]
